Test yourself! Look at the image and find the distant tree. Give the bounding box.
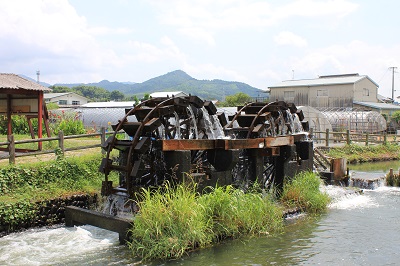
[125,95,139,103]
[219,92,252,107]
[45,102,59,110]
[110,90,125,101]
[143,93,150,100]
[73,85,111,101]
[391,111,400,124]
[49,86,73,93]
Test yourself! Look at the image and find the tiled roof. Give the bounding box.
[0,73,51,92]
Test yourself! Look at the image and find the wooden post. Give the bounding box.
[38,91,43,150]
[325,128,330,147]
[7,94,12,135]
[346,130,350,145]
[365,133,369,146]
[101,127,106,155]
[309,128,314,140]
[58,130,65,155]
[8,134,15,164]
[384,133,387,145]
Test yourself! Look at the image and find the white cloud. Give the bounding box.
[148,0,359,44]
[0,0,124,83]
[127,36,187,64]
[88,26,133,36]
[274,31,308,47]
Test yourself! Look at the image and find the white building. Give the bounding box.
[44,92,88,107]
[150,91,188,98]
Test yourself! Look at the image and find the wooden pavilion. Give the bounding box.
[0,73,52,151]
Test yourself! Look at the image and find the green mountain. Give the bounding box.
[54,70,263,101]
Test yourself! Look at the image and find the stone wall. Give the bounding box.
[0,194,98,236]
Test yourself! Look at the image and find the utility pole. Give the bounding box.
[389,67,397,101]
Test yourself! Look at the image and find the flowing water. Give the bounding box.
[1,161,400,265]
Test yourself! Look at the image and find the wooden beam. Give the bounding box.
[160,136,297,151]
[264,136,294,147]
[161,139,216,151]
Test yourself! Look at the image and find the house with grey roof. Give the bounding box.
[268,73,379,108]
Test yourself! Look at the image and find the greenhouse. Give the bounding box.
[317,107,387,133]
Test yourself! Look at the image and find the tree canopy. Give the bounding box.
[218,92,252,107]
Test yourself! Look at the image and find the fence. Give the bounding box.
[0,128,117,164]
[1,128,397,164]
[311,128,395,147]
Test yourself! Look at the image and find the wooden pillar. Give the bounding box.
[101,127,106,155]
[38,91,43,150]
[8,134,15,164]
[7,94,12,135]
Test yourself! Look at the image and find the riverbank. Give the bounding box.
[0,153,114,235]
[319,143,400,163]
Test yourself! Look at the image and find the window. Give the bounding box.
[363,88,369,96]
[72,100,80,105]
[58,100,67,105]
[284,91,295,102]
[317,89,328,97]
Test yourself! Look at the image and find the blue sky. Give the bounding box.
[1,0,400,98]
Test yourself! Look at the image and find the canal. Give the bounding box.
[1,161,399,265]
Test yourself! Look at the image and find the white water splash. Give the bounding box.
[324,185,379,210]
[0,225,120,265]
[187,106,199,139]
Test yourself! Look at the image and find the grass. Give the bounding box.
[325,143,400,163]
[386,172,400,187]
[128,172,328,261]
[280,171,330,213]
[0,153,118,204]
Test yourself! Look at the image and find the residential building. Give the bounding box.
[44,92,88,107]
[269,73,379,108]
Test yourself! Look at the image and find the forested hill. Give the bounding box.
[55,70,264,101]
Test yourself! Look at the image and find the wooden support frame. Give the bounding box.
[160,135,297,151]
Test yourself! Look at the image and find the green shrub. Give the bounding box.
[49,110,85,135]
[0,201,37,230]
[280,172,330,213]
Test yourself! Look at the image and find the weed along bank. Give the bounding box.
[63,95,329,259]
